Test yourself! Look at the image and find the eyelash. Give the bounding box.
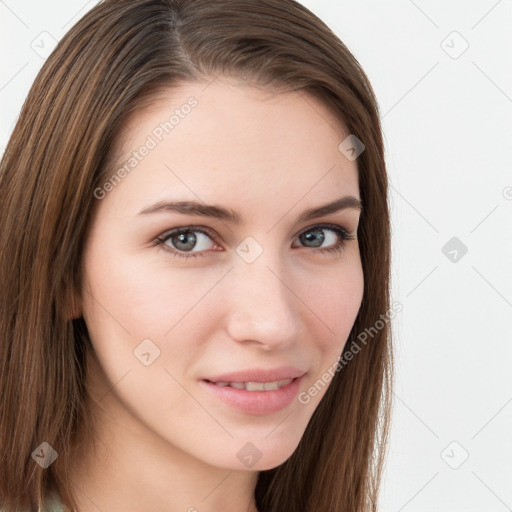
[155,223,356,260]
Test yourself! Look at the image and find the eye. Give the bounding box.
[155,226,219,259]
[292,223,356,256]
[155,223,356,260]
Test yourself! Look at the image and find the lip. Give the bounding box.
[200,375,304,415]
[203,366,306,383]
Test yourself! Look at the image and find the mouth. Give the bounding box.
[199,375,304,415]
[203,377,296,391]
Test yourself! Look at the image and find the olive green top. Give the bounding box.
[41,493,68,512]
[1,491,73,512]
[42,492,75,512]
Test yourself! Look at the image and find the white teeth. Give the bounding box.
[245,382,267,391]
[212,379,293,391]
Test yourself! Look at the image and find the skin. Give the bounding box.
[68,78,364,512]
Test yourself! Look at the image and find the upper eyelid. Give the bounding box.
[158,224,218,243]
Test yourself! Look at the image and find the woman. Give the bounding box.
[0,0,394,510]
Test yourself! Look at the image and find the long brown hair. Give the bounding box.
[0,1,394,510]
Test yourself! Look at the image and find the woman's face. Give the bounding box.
[78,79,364,471]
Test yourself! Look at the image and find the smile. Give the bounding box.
[200,376,303,415]
[207,378,294,391]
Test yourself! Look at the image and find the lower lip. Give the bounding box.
[199,376,304,415]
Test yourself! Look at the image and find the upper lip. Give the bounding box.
[203,366,306,383]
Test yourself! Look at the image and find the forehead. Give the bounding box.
[98,79,360,219]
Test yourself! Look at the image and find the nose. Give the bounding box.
[223,253,302,351]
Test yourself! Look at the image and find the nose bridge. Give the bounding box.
[224,246,300,347]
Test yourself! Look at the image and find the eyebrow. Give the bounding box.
[138,195,362,224]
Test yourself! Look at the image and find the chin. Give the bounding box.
[218,438,299,472]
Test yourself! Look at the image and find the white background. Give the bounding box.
[1,1,511,511]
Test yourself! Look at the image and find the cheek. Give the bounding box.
[300,255,364,346]
[293,259,363,408]
[80,243,224,392]
[81,237,216,338]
